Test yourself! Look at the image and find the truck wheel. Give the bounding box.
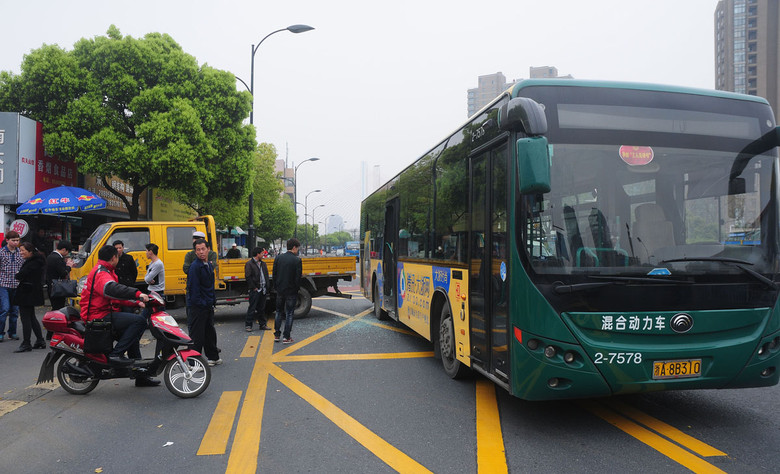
[293,287,312,319]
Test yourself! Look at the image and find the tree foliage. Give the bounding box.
[0,26,255,220]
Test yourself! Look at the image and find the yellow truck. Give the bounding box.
[69,215,356,318]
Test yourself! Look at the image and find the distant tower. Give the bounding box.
[715,0,780,120]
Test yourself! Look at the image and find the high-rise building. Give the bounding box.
[467,67,571,117]
[715,0,780,119]
[274,159,294,203]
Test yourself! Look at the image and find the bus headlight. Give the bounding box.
[544,345,557,358]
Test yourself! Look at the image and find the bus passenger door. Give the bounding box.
[469,143,509,382]
[382,197,400,319]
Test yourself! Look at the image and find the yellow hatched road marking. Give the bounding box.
[475,379,508,474]
[579,400,726,473]
[225,331,275,474]
[270,365,433,473]
[197,391,242,455]
[606,400,727,457]
[273,308,371,361]
[281,351,434,362]
[240,335,262,358]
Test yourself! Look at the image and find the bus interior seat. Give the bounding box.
[588,208,612,250]
[563,206,583,258]
[633,203,674,260]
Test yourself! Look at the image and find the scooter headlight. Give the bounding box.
[152,314,179,327]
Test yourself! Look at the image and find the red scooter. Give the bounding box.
[37,292,211,398]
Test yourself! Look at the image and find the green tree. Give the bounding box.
[0,26,254,220]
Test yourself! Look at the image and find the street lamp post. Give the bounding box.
[311,204,325,252]
[293,157,320,238]
[304,189,321,253]
[237,24,314,249]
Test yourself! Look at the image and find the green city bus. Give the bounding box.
[360,79,780,400]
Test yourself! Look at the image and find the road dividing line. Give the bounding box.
[240,335,262,358]
[270,365,433,473]
[225,331,276,474]
[475,379,508,474]
[607,400,727,457]
[198,391,242,455]
[579,400,726,473]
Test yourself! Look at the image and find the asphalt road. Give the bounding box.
[0,290,778,473]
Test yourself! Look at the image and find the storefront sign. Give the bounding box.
[9,219,29,237]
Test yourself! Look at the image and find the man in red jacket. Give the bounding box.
[80,245,155,385]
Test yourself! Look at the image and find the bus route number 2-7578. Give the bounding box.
[593,352,642,365]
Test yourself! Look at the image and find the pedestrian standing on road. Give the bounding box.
[245,247,271,332]
[187,238,221,366]
[112,240,138,288]
[46,240,73,310]
[273,238,302,344]
[143,243,165,319]
[183,231,217,332]
[0,230,23,343]
[13,242,46,352]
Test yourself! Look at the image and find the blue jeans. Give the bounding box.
[0,287,19,338]
[274,294,296,339]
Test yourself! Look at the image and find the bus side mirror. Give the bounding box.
[498,97,548,135]
[517,136,551,194]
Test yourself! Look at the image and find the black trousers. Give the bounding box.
[189,305,219,360]
[19,305,43,346]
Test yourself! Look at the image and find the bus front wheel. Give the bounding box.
[373,282,388,320]
[439,304,469,379]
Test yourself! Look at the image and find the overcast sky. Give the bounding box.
[1,0,721,231]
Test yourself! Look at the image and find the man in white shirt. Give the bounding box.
[143,243,165,319]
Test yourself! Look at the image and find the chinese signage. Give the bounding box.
[35,122,76,192]
[151,189,197,221]
[83,175,148,218]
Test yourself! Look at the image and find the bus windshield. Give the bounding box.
[520,87,779,280]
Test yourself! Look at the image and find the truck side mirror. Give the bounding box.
[498,97,548,135]
[517,136,551,194]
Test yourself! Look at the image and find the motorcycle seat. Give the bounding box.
[70,320,86,334]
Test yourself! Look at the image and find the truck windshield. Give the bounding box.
[72,223,111,268]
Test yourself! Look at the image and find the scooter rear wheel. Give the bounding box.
[163,355,211,398]
[57,355,99,395]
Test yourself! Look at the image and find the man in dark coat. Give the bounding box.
[112,240,137,287]
[244,247,270,332]
[272,238,302,344]
[46,240,73,310]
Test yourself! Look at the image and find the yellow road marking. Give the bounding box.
[225,331,275,474]
[281,351,434,362]
[476,379,508,474]
[0,400,27,417]
[360,320,419,335]
[606,400,727,457]
[270,365,433,473]
[198,391,242,455]
[579,400,726,473]
[240,336,262,358]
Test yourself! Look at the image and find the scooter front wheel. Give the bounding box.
[163,355,211,398]
[57,355,99,395]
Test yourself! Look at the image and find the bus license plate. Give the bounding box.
[652,359,702,380]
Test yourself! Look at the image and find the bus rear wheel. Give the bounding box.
[439,304,469,379]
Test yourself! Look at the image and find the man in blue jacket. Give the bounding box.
[187,239,220,366]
